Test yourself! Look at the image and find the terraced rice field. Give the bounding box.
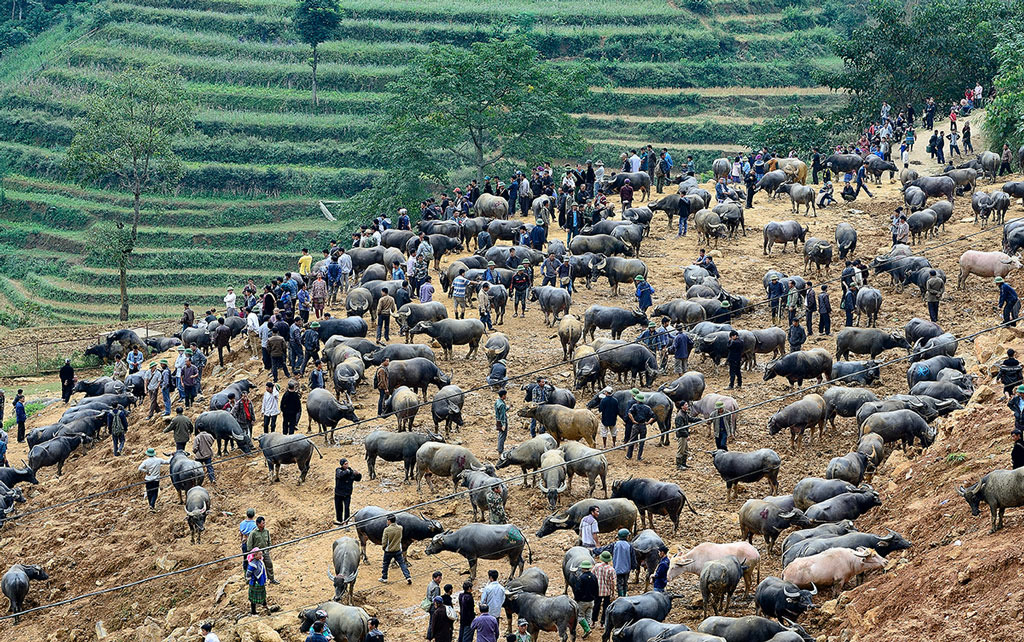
[0,0,844,322]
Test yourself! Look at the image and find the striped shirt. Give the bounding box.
[593,562,615,597]
[451,276,469,298]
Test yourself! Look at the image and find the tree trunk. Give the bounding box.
[119,258,129,321]
[474,140,485,185]
[120,187,142,321]
[312,45,319,107]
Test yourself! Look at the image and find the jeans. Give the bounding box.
[162,388,172,415]
[381,550,411,580]
[514,291,527,315]
[677,215,688,236]
[262,346,272,370]
[376,316,390,342]
[217,344,229,367]
[592,596,610,624]
[335,495,351,522]
[183,384,197,408]
[542,275,557,287]
[145,480,159,508]
[263,415,277,433]
[716,428,728,450]
[301,349,319,375]
[625,422,647,460]
[378,389,387,416]
[112,433,125,456]
[200,457,215,483]
[290,343,303,372]
[845,309,854,327]
[496,427,507,454]
[480,311,493,331]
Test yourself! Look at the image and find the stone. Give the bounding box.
[95,621,108,639]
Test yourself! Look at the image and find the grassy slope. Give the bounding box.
[0,0,842,322]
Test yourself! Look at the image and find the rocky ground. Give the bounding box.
[2,123,1023,642]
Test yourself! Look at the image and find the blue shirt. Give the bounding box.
[612,540,633,574]
[471,614,499,642]
[664,152,673,169]
[636,281,654,308]
[14,400,26,422]
[240,518,257,538]
[673,332,693,359]
[393,267,405,281]
[1000,283,1019,308]
[652,556,670,590]
[598,395,619,427]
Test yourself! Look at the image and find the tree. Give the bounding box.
[293,0,341,106]
[378,37,589,185]
[741,107,838,156]
[984,31,1024,153]
[820,0,1022,124]
[65,67,194,321]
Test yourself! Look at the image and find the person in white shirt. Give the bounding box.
[224,287,237,316]
[246,310,261,358]
[579,504,600,549]
[201,622,220,642]
[258,321,272,369]
[338,251,353,293]
[261,382,280,433]
[138,447,169,512]
[629,151,641,173]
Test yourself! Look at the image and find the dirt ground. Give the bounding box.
[2,127,1024,642]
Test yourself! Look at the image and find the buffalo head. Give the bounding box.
[535,512,570,537]
[424,531,452,555]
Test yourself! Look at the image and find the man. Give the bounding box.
[213,317,232,367]
[299,247,313,278]
[767,275,786,325]
[289,318,305,373]
[338,248,353,294]
[379,514,412,583]
[194,424,216,484]
[611,529,635,597]
[201,622,219,642]
[625,390,653,462]
[486,484,506,524]
[112,356,128,382]
[570,560,598,637]
[144,361,162,420]
[494,389,509,455]
[420,275,435,303]
[511,266,530,317]
[231,389,255,438]
[803,281,816,336]
[726,331,743,389]
[997,276,1019,327]
[301,321,321,375]
[470,604,499,642]
[788,317,806,353]
[893,214,910,246]
[224,286,238,317]
[107,403,128,456]
[181,302,195,333]
[309,359,327,391]
[138,448,169,512]
[1009,385,1024,434]
[843,285,857,328]
[651,546,670,592]
[924,270,945,322]
[427,571,444,606]
[458,582,476,642]
[712,401,729,450]
[239,508,257,572]
[478,282,493,331]
[158,359,173,416]
[59,358,74,404]
[366,618,384,642]
[514,620,531,642]
[840,260,856,294]
[334,458,362,525]
[245,308,261,359]
[524,377,553,437]
[179,357,199,408]
[126,345,144,374]
[628,150,641,173]
[619,178,634,211]
[1014,429,1024,470]
[810,147,821,184]
[376,287,397,343]
[541,253,560,287]
[818,285,832,336]
[597,387,619,448]
[785,279,800,325]
[451,269,470,320]
[375,358,391,416]
[674,401,693,470]
[592,551,615,624]
[480,569,504,618]
[167,406,193,451]
[579,505,599,549]
[672,325,693,374]
[267,331,289,382]
[1002,144,1014,176]
[634,275,654,314]
[246,516,278,583]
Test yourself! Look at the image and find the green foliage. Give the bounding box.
[945,453,967,464]
[821,0,1024,123]
[293,0,342,104]
[378,36,589,184]
[1,401,45,428]
[983,30,1024,154]
[741,106,838,155]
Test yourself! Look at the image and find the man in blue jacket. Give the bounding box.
[767,275,787,325]
[997,276,1020,327]
[672,324,693,374]
[843,285,857,327]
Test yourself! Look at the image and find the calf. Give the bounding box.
[700,555,748,617]
[754,578,817,623]
[2,563,49,622]
[767,394,827,450]
[667,541,760,595]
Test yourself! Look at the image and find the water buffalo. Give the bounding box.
[2,563,48,623]
[208,379,254,411]
[959,467,1024,532]
[667,541,760,594]
[316,317,369,340]
[659,372,706,404]
[536,498,638,538]
[905,354,965,389]
[767,394,827,451]
[865,154,898,184]
[823,387,878,429]
[763,221,808,255]
[497,434,557,486]
[979,150,1000,181]
[298,602,370,642]
[611,478,697,532]
[992,190,1011,225]
[754,170,789,199]
[834,328,910,361]
[909,176,955,202]
[711,449,781,501]
[194,410,254,455]
[907,208,937,243]
[834,222,857,259]
[610,619,691,642]
[363,430,441,480]
[972,191,994,226]
[529,286,572,327]
[414,443,487,493]
[714,202,746,238]
[538,449,569,510]
[824,153,863,173]
[612,223,646,256]
[601,591,679,642]
[517,405,598,447]
[651,299,706,327]
[27,434,86,476]
[763,349,831,387]
[568,234,633,258]
[72,377,125,397]
[957,250,1022,289]
[259,433,316,484]
[502,590,578,642]
[165,449,203,502]
[425,523,530,580]
[460,468,507,522]
[754,578,817,624]
[0,468,37,490]
[504,567,550,629]
[860,409,935,451]
[424,384,464,436]
[909,380,971,404]
[183,486,211,545]
[739,500,812,554]
[596,343,659,387]
[693,209,727,246]
[560,440,608,498]
[781,521,857,554]
[604,172,652,200]
[382,357,452,401]
[408,319,486,360]
[352,506,443,561]
[590,256,648,295]
[697,616,813,642]
[553,315,584,361]
[778,183,817,217]
[700,555,748,617]
[783,530,911,569]
[782,547,886,595]
[903,185,927,211]
[802,238,831,273]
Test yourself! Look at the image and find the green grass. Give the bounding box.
[2,401,47,430]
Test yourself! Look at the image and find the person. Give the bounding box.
[281,380,302,435]
[712,401,729,450]
[541,254,560,287]
[126,345,144,374]
[935,130,946,164]
[470,604,499,642]
[570,560,598,636]
[962,122,973,153]
[922,270,945,322]
[451,269,470,320]
[842,285,857,328]
[1010,385,1024,434]
[428,594,455,642]
[494,389,509,455]
[624,390,653,461]
[246,516,277,584]
[201,621,219,642]
[1013,429,1024,470]
[619,178,634,211]
[816,284,832,335]
[592,550,614,624]
[239,508,257,572]
[231,389,255,439]
[596,387,619,448]
[59,358,75,404]
[107,403,128,456]
[767,275,785,325]
[262,382,280,433]
[420,275,435,303]
[651,546,670,592]
[478,282,494,331]
[634,275,654,314]
[376,287,397,343]
[670,324,694,375]
[307,621,330,642]
[245,547,271,615]
[486,484,507,524]
[788,317,806,353]
[997,349,1023,399]
[893,214,910,246]
[726,331,743,389]
[334,458,361,525]
[458,582,476,642]
[376,513,411,584]
[0,388,4,434]
[267,330,289,381]
[212,318,232,367]
[480,569,504,618]
[1002,144,1014,176]
[112,356,128,382]
[674,401,692,469]
[580,504,599,549]
[997,276,1019,327]
[611,529,634,597]
[524,377,552,438]
[366,618,384,642]
[513,621,530,642]
[13,395,27,444]
[181,302,195,333]
[375,358,391,416]
[138,448,169,512]
[511,266,530,317]
[140,364,160,420]
[302,321,321,374]
[167,406,193,451]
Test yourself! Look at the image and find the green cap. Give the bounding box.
[721,300,731,308]
[995,276,1005,283]
[617,529,630,539]
[184,349,193,355]
[159,359,168,365]
[648,321,656,327]
[1018,385,1024,393]
[487,261,496,266]
[579,560,593,569]
[523,259,531,265]
[310,321,320,328]
[146,448,155,456]
[634,275,644,280]
[517,266,525,271]
[149,362,156,367]
[715,401,725,408]
[600,551,612,562]
[630,388,640,395]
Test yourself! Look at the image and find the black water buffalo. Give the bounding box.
[610,618,690,642]
[823,387,878,429]
[425,523,530,580]
[825,452,870,485]
[754,170,789,198]
[762,220,808,255]
[208,379,255,411]
[700,555,748,616]
[611,478,697,532]
[611,223,646,256]
[905,355,965,389]
[651,299,706,327]
[497,435,557,486]
[697,616,813,642]
[382,357,452,400]
[596,343,659,387]
[568,234,633,258]
[72,377,125,397]
[908,380,971,404]
[194,410,253,455]
[167,449,203,502]
[364,430,442,481]
[1,563,49,622]
[183,485,211,545]
[604,171,652,200]
[352,506,443,562]
[829,360,881,388]
[590,256,648,295]
[145,336,182,353]
[582,305,647,340]
[84,342,123,363]
[738,499,812,553]
[824,153,864,173]
[27,434,86,476]
[408,319,486,360]
[392,301,449,341]
[781,521,857,554]
[430,385,465,435]
[902,185,927,211]
[536,498,638,538]
[804,489,882,523]
[502,591,579,642]
[958,467,1024,532]
[601,591,678,642]
[363,343,435,367]
[316,317,369,340]
[783,530,911,569]
[865,154,898,184]
[835,328,910,360]
[763,349,831,387]
[860,409,935,450]
[259,433,316,484]
[659,372,706,404]
[529,286,572,327]
[834,222,857,259]
[0,468,38,489]
[711,449,781,500]
[754,577,817,624]
[909,176,955,202]
[306,389,359,441]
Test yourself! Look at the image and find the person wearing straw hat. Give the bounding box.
[138,448,169,512]
[996,276,1020,327]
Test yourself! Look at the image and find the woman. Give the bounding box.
[962,122,973,153]
[904,128,915,152]
[427,594,455,642]
[246,548,270,615]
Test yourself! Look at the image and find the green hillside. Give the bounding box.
[0,0,843,324]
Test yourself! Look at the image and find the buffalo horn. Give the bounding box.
[809,582,818,596]
[327,563,336,580]
[778,511,796,519]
